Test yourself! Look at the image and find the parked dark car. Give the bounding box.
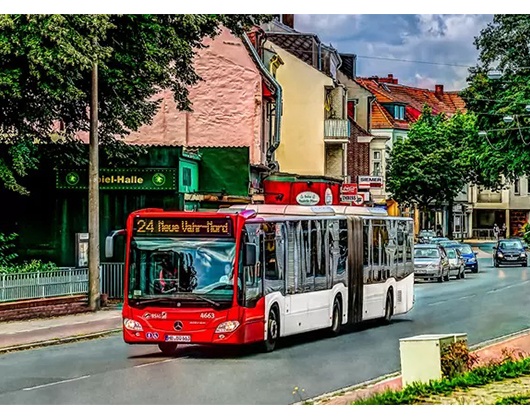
[493,239,528,267]
[414,244,450,282]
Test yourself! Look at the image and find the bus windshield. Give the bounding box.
[128,237,237,305]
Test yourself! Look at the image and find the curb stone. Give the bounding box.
[0,328,121,355]
[294,372,401,405]
[303,327,530,405]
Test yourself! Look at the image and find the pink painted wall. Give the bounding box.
[122,27,264,165]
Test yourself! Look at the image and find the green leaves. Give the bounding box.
[463,14,530,182]
[0,14,273,194]
[386,106,479,208]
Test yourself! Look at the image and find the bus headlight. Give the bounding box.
[123,318,143,331]
[215,321,240,333]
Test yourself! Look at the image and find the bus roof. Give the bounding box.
[217,204,389,217]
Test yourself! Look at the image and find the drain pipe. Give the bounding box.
[242,33,283,169]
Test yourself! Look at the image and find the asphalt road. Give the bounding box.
[1,256,529,405]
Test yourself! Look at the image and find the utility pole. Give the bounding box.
[88,53,100,311]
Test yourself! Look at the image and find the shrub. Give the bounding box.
[0,231,18,267]
[0,259,59,274]
[440,340,480,379]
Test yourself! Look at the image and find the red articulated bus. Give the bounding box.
[112,204,415,355]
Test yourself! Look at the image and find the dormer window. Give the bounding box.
[383,103,406,120]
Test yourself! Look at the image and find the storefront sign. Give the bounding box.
[325,188,333,205]
[134,217,233,237]
[56,169,177,190]
[341,183,358,194]
[358,176,383,189]
[340,194,364,206]
[296,191,320,206]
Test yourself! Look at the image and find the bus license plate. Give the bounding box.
[165,335,191,343]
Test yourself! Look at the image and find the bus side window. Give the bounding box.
[363,220,371,284]
[337,219,348,285]
[301,220,314,293]
[405,220,414,275]
[262,222,285,296]
[241,225,263,308]
[315,220,327,291]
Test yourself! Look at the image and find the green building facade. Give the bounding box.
[0,146,250,267]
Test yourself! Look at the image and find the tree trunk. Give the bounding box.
[447,198,454,240]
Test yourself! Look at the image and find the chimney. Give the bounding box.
[370,74,398,84]
[281,14,295,28]
[435,84,444,96]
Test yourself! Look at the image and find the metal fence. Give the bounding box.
[0,268,88,303]
[100,263,125,299]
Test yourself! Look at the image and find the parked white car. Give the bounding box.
[445,247,465,279]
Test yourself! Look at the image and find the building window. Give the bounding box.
[182,167,192,187]
[373,150,382,176]
[383,103,405,121]
[527,178,530,195]
[515,178,520,195]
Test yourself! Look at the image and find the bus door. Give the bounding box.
[347,217,364,324]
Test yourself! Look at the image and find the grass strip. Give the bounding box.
[353,357,530,405]
[495,394,530,405]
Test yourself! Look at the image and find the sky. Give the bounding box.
[294,14,494,92]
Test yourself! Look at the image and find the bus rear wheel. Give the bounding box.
[158,343,178,356]
[262,307,279,353]
[383,290,394,324]
[330,297,342,336]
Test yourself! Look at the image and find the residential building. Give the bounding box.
[356,74,466,234]
[262,18,349,181]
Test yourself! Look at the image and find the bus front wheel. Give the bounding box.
[262,307,279,353]
[158,343,178,356]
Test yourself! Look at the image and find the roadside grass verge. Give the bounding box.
[353,355,530,405]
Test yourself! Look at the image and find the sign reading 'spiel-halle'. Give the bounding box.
[56,168,176,191]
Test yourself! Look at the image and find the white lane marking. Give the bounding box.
[457,294,476,300]
[23,375,90,391]
[428,301,446,306]
[134,359,174,368]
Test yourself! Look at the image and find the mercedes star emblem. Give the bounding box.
[174,321,183,331]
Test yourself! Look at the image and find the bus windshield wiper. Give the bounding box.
[132,294,221,308]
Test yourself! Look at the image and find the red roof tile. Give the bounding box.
[356,76,466,131]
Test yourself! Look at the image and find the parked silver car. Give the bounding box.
[444,247,466,279]
[414,244,450,282]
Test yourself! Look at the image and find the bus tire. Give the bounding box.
[262,306,279,353]
[158,343,178,356]
[383,289,394,324]
[330,296,342,336]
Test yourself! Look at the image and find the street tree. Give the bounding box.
[386,106,479,233]
[0,14,272,194]
[462,14,530,186]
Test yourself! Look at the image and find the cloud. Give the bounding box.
[294,14,493,90]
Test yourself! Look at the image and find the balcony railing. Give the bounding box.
[324,119,350,140]
[477,191,502,203]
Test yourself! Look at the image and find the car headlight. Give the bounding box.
[521,253,527,258]
[123,318,143,331]
[468,258,476,262]
[215,321,240,333]
[498,252,504,258]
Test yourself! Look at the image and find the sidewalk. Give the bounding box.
[0,308,122,353]
[311,328,530,405]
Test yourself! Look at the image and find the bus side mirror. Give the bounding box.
[244,243,257,266]
[105,229,126,258]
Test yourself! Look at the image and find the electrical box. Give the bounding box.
[399,333,468,387]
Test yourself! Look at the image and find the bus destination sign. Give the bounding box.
[134,217,233,237]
